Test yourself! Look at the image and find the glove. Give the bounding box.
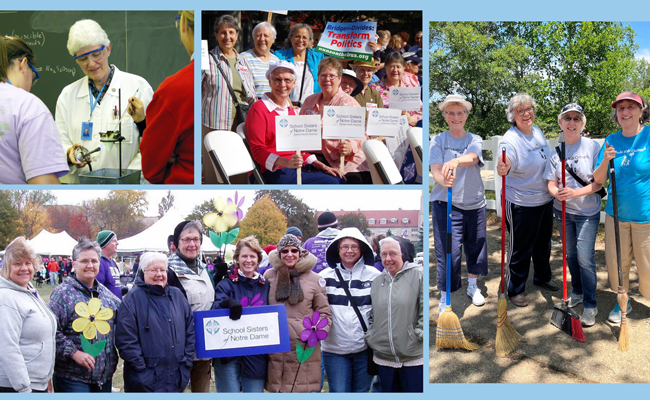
[225,298,242,320]
[213,261,229,285]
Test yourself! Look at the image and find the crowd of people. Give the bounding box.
[0,11,194,185]
[430,91,650,328]
[201,16,423,184]
[0,212,423,393]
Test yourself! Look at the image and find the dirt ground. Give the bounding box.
[428,211,650,383]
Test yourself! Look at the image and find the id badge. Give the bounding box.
[81,121,93,141]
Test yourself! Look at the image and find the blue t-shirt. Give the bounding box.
[595,125,650,223]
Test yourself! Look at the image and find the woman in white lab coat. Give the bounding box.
[55,19,153,183]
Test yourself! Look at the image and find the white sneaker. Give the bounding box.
[607,301,632,324]
[467,284,485,306]
[581,307,598,327]
[568,293,583,308]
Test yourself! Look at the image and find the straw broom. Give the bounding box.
[610,158,629,351]
[496,148,522,357]
[436,185,478,351]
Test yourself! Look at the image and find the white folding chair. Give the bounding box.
[235,122,246,139]
[407,127,423,177]
[362,139,404,184]
[203,130,265,184]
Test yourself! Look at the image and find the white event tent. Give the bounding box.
[117,207,223,254]
[27,229,78,257]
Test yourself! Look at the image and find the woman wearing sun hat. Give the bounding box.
[430,94,488,315]
[593,91,650,323]
[543,103,604,326]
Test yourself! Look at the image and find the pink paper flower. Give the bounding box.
[300,311,328,347]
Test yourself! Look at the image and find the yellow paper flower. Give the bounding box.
[203,197,238,232]
[72,298,113,340]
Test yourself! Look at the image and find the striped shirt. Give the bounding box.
[201,47,256,130]
[240,50,279,99]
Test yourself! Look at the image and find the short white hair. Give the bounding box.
[253,22,277,40]
[67,19,110,57]
[139,252,168,272]
[379,236,401,252]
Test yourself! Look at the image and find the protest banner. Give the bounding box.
[322,106,366,139]
[367,108,402,137]
[315,21,377,61]
[275,115,322,151]
[385,115,410,169]
[388,87,421,111]
[194,305,291,358]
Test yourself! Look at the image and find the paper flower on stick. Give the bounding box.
[203,197,238,233]
[72,298,113,340]
[228,191,245,221]
[300,311,329,348]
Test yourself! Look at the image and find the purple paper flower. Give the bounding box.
[300,311,328,347]
[228,191,245,221]
[240,293,265,307]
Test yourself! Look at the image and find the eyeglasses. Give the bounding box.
[291,35,310,42]
[180,237,201,244]
[516,107,534,116]
[145,268,167,275]
[562,116,581,123]
[74,45,105,66]
[445,111,466,118]
[381,251,400,258]
[75,258,99,266]
[340,245,360,251]
[21,59,39,86]
[272,77,294,85]
[175,14,193,30]
[280,248,300,254]
[319,74,339,81]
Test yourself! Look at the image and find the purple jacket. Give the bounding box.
[98,255,122,299]
[302,227,340,274]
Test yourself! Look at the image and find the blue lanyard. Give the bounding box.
[88,79,109,120]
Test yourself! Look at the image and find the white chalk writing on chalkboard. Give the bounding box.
[44,65,78,77]
[8,30,46,47]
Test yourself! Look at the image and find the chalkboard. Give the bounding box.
[0,11,189,114]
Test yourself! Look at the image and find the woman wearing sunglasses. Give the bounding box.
[263,234,332,392]
[55,19,154,183]
[0,36,68,184]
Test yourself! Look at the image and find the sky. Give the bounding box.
[49,189,423,218]
[629,22,650,61]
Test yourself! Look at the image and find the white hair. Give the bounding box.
[139,252,168,272]
[253,22,277,40]
[67,19,110,57]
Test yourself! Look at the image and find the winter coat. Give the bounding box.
[366,262,423,364]
[319,228,380,355]
[0,277,57,392]
[263,250,332,393]
[212,269,270,379]
[48,277,121,385]
[115,281,194,392]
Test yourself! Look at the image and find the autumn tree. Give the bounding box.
[9,190,56,238]
[239,195,287,247]
[253,190,317,239]
[0,191,22,249]
[48,205,93,239]
[83,191,148,238]
[337,212,371,236]
[158,191,175,218]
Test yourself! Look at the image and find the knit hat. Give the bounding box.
[97,230,116,248]
[286,226,303,238]
[317,212,338,230]
[277,234,301,253]
[173,220,202,247]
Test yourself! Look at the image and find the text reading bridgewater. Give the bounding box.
[223,326,270,341]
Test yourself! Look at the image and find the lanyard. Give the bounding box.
[88,79,109,121]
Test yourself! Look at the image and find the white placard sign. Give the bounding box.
[366,108,402,137]
[322,106,366,139]
[201,40,209,71]
[203,312,281,351]
[275,115,322,151]
[388,87,421,111]
[384,115,410,169]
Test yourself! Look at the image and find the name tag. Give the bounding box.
[81,122,93,140]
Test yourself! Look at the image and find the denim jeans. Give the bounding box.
[213,358,264,393]
[553,209,599,308]
[322,350,373,392]
[376,364,423,392]
[53,377,112,393]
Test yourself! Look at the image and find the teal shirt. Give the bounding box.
[595,125,650,223]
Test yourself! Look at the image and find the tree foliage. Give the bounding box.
[239,195,287,247]
[253,191,318,240]
[0,191,22,249]
[9,190,56,239]
[158,191,175,218]
[429,22,638,138]
[82,191,148,239]
[337,212,371,236]
[48,205,93,240]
